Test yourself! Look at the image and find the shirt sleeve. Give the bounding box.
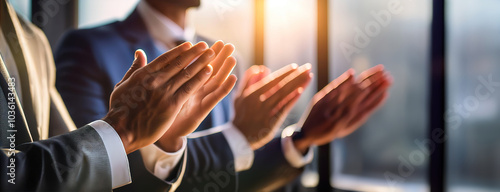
[281,124,314,168]
[221,123,255,172]
[88,120,131,189]
[140,137,187,180]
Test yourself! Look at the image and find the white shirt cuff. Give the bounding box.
[221,123,254,172]
[281,125,314,168]
[88,120,131,189]
[140,137,187,180]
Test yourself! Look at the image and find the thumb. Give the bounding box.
[248,65,270,85]
[236,65,260,95]
[238,65,268,92]
[116,49,147,87]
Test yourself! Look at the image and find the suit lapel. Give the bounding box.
[0,53,33,147]
[1,0,39,140]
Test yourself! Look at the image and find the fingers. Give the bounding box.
[325,72,355,103]
[239,65,270,95]
[211,40,225,56]
[247,66,269,86]
[346,85,371,120]
[341,92,389,139]
[362,76,392,112]
[167,49,216,92]
[339,70,392,136]
[316,69,355,102]
[358,64,385,85]
[350,92,389,126]
[204,75,238,107]
[145,42,193,72]
[327,85,362,120]
[364,91,389,115]
[210,44,235,75]
[240,65,261,87]
[361,73,392,107]
[174,65,214,103]
[248,63,300,96]
[264,64,313,108]
[321,91,341,118]
[150,42,210,81]
[270,87,303,117]
[204,56,237,93]
[255,66,271,83]
[116,49,147,87]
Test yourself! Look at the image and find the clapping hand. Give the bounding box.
[155,41,238,152]
[103,42,217,154]
[293,65,393,153]
[233,64,313,150]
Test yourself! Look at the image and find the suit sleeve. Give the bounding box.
[114,150,187,192]
[237,137,304,192]
[54,30,111,127]
[1,126,113,191]
[176,132,238,192]
[115,133,236,192]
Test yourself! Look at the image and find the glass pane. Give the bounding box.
[78,0,139,28]
[329,0,432,191]
[446,0,500,191]
[190,0,254,74]
[265,0,317,125]
[10,0,31,20]
[264,0,318,188]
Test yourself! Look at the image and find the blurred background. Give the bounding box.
[10,0,500,191]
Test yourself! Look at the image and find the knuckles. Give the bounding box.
[173,56,184,69]
[182,83,193,94]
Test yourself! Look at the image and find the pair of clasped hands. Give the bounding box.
[103,41,392,155]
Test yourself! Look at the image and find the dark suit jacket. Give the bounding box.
[0,2,112,190]
[55,8,303,191]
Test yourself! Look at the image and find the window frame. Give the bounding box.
[312,0,448,191]
[31,0,449,191]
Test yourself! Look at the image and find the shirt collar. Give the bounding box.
[136,1,195,50]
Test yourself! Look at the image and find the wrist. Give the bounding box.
[155,136,184,152]
[233,123,256,148]
[102,116,135,154]
[292,132,311,155]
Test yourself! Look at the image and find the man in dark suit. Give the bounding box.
[0,0,237,190]
[55,0,393,191]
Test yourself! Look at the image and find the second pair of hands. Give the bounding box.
[153,43,392,154]
[103,39,302,154]
[155,40,315,152]
[104,39,392,155]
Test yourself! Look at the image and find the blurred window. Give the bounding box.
[20,0,500,191]
[446,0,500,191]
[78,0,139,28]
[329,0,432,191]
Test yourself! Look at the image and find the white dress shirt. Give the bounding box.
[89,121,132,188]
[88,120,188,188]
[136,0,313,173]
